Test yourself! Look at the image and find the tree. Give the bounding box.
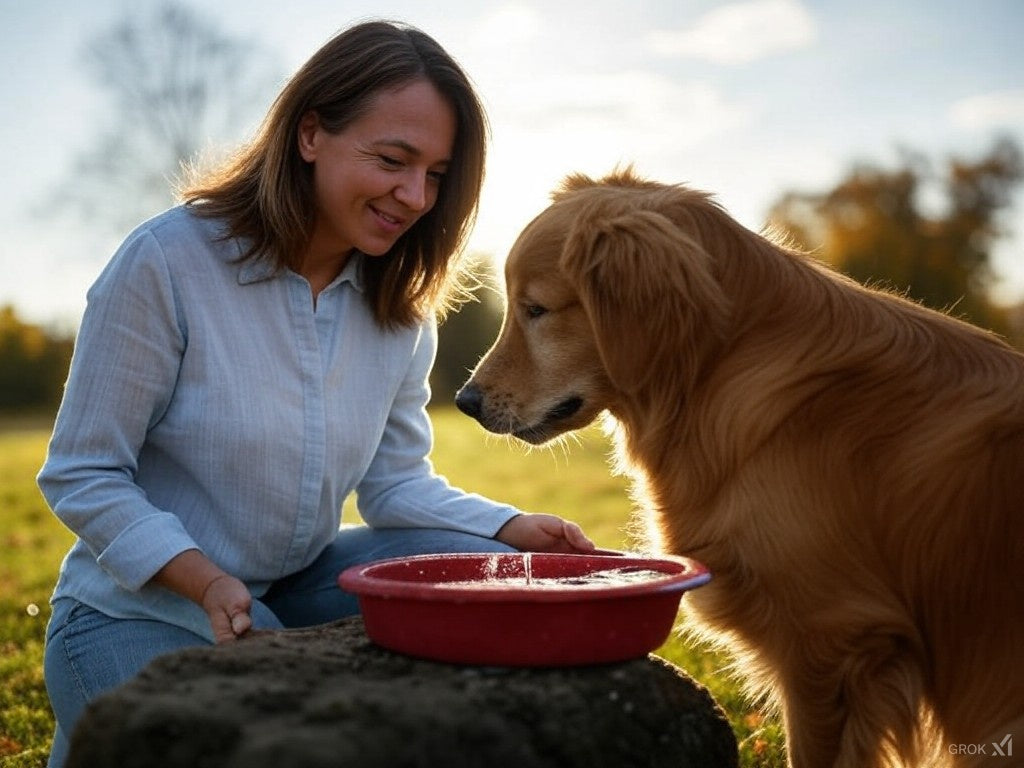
[53,2,280,233]
[768,138,1023,340]
[430,258,504,407]
[0,305,74,413]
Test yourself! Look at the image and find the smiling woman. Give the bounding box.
[294,79,457,295]
[182,20,489,328]
[36,19,596,768]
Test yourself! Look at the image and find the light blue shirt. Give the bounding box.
[38,205,517,640]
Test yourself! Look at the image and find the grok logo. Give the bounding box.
[948,734,1013,758]
[993,734,1014,757]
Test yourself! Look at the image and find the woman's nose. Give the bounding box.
[394,172,430,212]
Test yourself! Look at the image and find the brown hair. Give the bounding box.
[181,20,488,327]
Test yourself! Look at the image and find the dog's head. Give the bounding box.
[456,169,730,444]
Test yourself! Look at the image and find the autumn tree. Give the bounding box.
[0,306,74,413]
[768,137,1023,340]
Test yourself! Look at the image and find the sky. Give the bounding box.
[2,0,1023,328]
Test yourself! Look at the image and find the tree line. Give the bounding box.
[769,136,1023,343]
[0,307,75,415]
[5,136,1022,416]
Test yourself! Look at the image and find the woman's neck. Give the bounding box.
[296,229,353,302]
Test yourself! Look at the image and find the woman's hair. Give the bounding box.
[181,20,488,328]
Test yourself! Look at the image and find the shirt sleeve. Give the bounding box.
[37,227,200,591]
[355,319,520,537]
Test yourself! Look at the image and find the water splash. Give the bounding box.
[482,554,499,580]
[442,566,670,590]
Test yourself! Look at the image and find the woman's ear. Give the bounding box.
[297,111,320,162]
[559,208,730,395]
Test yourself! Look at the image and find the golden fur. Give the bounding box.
[457,169,1024,768]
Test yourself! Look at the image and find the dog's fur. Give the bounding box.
[456,169,1024,768]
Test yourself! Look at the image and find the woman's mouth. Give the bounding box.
[369,205,404,232]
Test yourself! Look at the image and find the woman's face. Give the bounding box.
[298,78,456,260]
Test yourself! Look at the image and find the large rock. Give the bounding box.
[67,617,738,768]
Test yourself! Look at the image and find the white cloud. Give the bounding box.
[647,0,816,65]
[949,89,1024,132]
[497,69,747,141]
[472,3,541,44]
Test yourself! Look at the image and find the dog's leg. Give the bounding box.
[839,644,930,768]
[779,631,928,768]
[836,690,924,768]
[779,687,846,768]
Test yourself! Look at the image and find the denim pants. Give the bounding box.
[44,525,515,767]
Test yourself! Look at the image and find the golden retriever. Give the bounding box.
[456,169,1024,768]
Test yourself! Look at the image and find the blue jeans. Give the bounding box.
[44,526,514,767]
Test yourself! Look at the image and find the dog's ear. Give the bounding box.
[559,208,730,394]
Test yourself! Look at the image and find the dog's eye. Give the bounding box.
[524,303,548,319]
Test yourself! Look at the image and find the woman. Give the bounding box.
[38,20,593,766]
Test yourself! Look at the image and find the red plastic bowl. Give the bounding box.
[338,551,711,667]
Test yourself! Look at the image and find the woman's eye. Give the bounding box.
[379,155,403,168]
[524,304,548,319]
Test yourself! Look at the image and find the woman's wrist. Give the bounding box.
[493,513,523,545]
[151,549,229,606]
[199,574,233,606]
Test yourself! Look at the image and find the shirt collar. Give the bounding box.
[236,256,278,285]
[237,253,366,293]
[334,255,366,293]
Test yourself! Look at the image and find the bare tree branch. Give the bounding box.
[49,1,281,234]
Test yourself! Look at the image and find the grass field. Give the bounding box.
[0,409,784,767]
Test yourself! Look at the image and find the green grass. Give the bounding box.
[0,408,784,767]
[0,426,74,768]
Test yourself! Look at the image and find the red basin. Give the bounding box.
[338,551,711,667]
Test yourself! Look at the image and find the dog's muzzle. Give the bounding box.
[454,382,485,420]
[455,383,584,442]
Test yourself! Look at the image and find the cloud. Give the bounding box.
[647,0,816,65]
[471,3,541,44]
[490,69,749,162]
[949,89,1024,131]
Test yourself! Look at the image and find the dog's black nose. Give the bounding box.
[455,382,483,419]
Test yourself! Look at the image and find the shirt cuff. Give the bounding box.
[96,512,200,592]
[471,504,522,539]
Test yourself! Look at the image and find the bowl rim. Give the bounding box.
[338,551,711,604]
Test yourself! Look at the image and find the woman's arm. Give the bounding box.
[355,320,594,552]
[355,320,517,535]
[38,225,201,591]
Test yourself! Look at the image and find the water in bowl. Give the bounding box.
[443,561,671,590]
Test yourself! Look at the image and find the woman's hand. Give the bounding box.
[200,574,253,644]
[494,513,596,553]
[151,549,252,644]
